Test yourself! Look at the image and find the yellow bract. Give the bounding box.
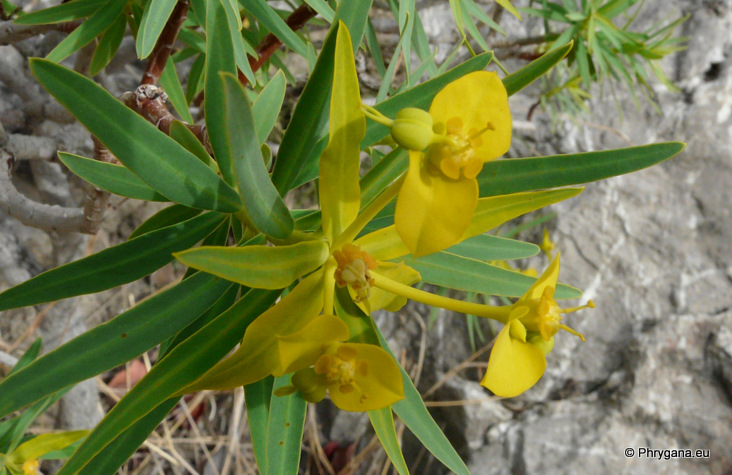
[394,71,512,257]
[281,342,404,412]
[481,254,594,397]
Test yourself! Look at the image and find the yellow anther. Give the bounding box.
[426,116,495,180]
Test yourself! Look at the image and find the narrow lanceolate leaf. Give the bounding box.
[245,377,274,473]
[204,0,237,185]
[266,376,308,475]
[402,252,581,299]
[371,327,469,475]
[129,204,201,239]
[221,73,294,238]
[0,271,232,417]
[45,0,127,63]
[368,408,409,475]
[358,188,583,262]
[446,234,539,262]
[502,41,572,96]
[332,0,373,50]
[136,0,178,58]
[0,212,225,311]
[478,142,686,196]
[175,240,329,289]
[319,22,365,242]
[168,120,217,170]
[58,152,168,202]
[13,0,107,24]
[30,59,242,212]
[89,12,127,76]
[58,289,281,474]
[271,22,337,194]
[252,70,287,145]
[8,338,42,376]
[76,399,179,474]
[160,59,195,123]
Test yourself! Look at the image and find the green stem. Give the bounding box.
[322,260,336,315]
[371,273,512,323]
[361,104,394,127]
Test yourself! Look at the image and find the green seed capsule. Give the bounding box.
[528,333,555,356]
[390,108,434,151]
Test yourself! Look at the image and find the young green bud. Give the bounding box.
[391,108,434,151]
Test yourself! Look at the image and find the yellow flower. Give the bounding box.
[392,71,512,257]
[23,459,40,475]
[277,342,403,411]
[481,254,594,397]
[539,228,556,258]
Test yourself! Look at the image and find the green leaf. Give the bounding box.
[358,188,583,262]
[75,399,178,474]
[332,0,373,51]
[368,408,409,475]
[402,252,581,299]
[136,0,178,59]
[0,271,232,418]
[13,0,107,24]
[45,0,127,63]
[503,41,573,96]
[185,53,206,102]
[319,22,365,242]
[129,204,201,239]
[168,120,217,170]
[58,152,169,202]
[204,0,237,186]
[252,70,287,145]
[0,390,70,454]
[221,73,294,238]
[271,22,337,194]
[221,0,256,83]
[160,58,195,123]
[266,376,307,475]
[446,234,539,262]
[374,330,469,475]
[241,0,308,56]
[303,0,334,23]
[7,338,42,377]
[174,240,329,289]
[58,288,280,474]
[30,59,242,212]
[89,12,126,76]
[245,377,274,473]
[0,212,224,311]
[478,142,686,196]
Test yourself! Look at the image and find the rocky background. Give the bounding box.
[0,0,730,474]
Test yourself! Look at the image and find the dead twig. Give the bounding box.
[0,20,78,46]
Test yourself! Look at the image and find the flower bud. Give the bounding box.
[391,108,434,151]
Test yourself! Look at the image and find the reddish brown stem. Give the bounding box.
[239,3,317,87]
[141,0,191,85]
